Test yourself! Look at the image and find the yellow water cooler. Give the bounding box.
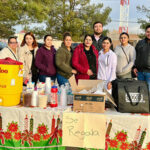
[0,58,23,106]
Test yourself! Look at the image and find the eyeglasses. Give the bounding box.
[9,42,17,44]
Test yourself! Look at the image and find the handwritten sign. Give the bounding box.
[62,112,106,149]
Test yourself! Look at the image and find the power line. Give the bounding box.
[111,19,138,23]
[93,0,120,2]
[101,0,119,1]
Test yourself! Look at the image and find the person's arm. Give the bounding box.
[108,53,117,81]
[107,82,112,90]
[132,41,141,76]
[18,47,25,64]
[18,47,29,79]
[107,79,118,90]
[72,48,88,74]
[0,49,7,59]
[134,41,141,68]
[35,49,48,73]
[55,49,72,73]
[122,47,136,73]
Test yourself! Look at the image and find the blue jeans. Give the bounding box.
[138,72,150,91]
[39,74,56,82]
[56,73,69,86]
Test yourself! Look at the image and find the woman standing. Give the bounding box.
[98,37,117,82]
[72,34,98,83]
[114,32,136,79]
[35,35,56,82]
[56,32,77,86]
[18,32,39,85]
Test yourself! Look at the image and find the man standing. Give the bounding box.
[92,21,113,51]
[0,36,18,60]
[134,25,150,90]
[92,21,105,51]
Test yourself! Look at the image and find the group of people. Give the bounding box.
[0,21,150,91]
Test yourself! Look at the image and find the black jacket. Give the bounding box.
[92,34,105,51]
[135,38,150,72]
[92,34,113,51]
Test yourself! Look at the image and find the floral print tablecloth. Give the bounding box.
[0,106,150,150]
[0,106,67,150]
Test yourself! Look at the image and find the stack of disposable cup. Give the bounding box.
[45,77,51,102]
[60,86,67,107]
[45,77,51,94]
[31,91,38,107]
[23,92,32,107]
[38,95,48,108]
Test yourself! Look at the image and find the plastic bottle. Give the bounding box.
[45,77,51,103]
[50,85,58,107]
[26,82,35,93]
[65,83,69,105]
[57,85,61,106]
[67,85,74,105]
[60,85,67,107]
[45,77,51,94]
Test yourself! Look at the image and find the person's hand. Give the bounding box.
[133,68,138,77]
[72,69,77,74]
[87,69,93,76]
[107,82,112,90]
[23,77,29,85]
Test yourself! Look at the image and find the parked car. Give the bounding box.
[37,42,80,51]
[71,43,80,51]
[0,41,7,51]
[37,42,43,48]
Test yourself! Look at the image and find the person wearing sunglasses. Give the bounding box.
[0,36,18,60]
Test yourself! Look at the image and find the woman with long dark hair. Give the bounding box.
[18,32,39,85]
[35,35,56,82]
[72,34,98,83]
[98,37,117,82]
[56,32,77,86]
[115,32,136,79]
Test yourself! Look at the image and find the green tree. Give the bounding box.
[0,0,50,38]
[0,0,24,38]
[137,5,150,38]
[0,0,112,41]
[24,0,112,41]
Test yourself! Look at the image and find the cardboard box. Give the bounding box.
[69,75,116,113]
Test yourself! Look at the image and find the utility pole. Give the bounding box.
[119,0,130,33]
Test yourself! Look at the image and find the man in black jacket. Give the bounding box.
[134,24,150,90]
[92,21,105,51]
[92,21,113,51]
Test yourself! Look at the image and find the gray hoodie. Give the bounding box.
[114,43,136,76]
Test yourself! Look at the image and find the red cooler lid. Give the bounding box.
[0,57,23,65]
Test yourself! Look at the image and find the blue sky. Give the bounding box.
[91,0,150,34]
[15,0,149,34]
